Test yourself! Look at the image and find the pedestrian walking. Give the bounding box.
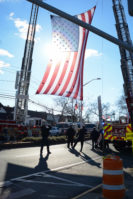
[73,125,87,152]
[91,127,99,149]
[40,124,51,155]
[66,125,76,148]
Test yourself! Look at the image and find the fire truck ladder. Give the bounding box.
[112,0,133,128]
[14,3,40,124]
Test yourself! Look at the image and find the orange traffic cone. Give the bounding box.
[103,155,125,199]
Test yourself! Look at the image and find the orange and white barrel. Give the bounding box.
[103,155,125,199]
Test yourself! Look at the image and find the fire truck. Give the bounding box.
[0,118,44,142]
[103,118,133,151]
[0,120,27,141]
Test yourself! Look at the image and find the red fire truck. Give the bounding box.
[0,119,42,142]
[103,120,133,151]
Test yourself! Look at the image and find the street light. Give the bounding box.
[83,78,101,87]
[79,77,101,126]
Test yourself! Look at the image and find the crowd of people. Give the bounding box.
[40,123,109,156]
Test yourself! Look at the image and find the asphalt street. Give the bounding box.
[0,141,133,199]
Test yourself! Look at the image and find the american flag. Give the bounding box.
[36,6,96,100]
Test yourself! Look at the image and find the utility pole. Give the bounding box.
[98,96,103,130]
[14,3,40,124]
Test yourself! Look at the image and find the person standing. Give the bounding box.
[40,124,51,155]
[91,127,99,149]
[66,125,76,148]
[73,126,87,152]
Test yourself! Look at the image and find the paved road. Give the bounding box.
[0,141,133,199]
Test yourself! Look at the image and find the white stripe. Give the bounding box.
[85,11,89,24]
[16,179,92,188]
[91,8,95,21]
[103,169,123,175]
[103,184,125,190]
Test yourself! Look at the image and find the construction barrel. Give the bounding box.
[103,155,125,199]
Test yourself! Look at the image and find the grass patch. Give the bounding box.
[22,135,67,144]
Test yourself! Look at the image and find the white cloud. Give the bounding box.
[9,12,42,40]
[0,60,10,74]
[0,49,14,58]
[9,12,14,18]
[85,49,102,59]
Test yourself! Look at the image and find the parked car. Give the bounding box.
[84,123,96,134]
[49,127,61,136]
[56,122,71,135]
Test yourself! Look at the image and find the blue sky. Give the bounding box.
[0,0,133,113]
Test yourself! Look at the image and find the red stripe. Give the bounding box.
[104,125,111,132]
[51,52,71,95]
[43,60,61,94]
[73,77,80,99]
[104,135,108,139]
[110,136,113,140]
[59,52,78,96]
[127,124,132,131]
[36,60,52,94]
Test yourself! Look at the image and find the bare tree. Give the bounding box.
[54,97,79,122]
[84,101,114,122]
[116,94,128,117]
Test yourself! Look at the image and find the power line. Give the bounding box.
[0,93,61,113]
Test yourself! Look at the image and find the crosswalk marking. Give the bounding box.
[0,156,101,188]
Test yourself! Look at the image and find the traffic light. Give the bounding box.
[128,0,133,16]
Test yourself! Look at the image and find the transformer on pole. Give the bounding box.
[112,0,133,128]
[14,3,40,124]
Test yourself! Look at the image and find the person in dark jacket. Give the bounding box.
[66,125,76,148]
[91,127,99,149]
[73,126,87,152]
[40,124,51,155]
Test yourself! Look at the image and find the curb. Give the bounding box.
[0,137,90,150]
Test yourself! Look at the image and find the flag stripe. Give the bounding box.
[36,60,52,94]
[51,53,71,95]
[43,60,61,94]
[59,52,78,96]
